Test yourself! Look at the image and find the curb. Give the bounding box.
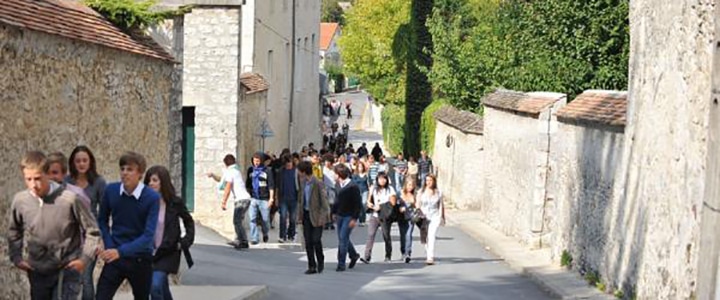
[241,285,270,300]
[447,214,613,300]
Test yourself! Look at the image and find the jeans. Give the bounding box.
[336,216,359,267]
[96,257,153,300]
[359,191,368,224]
[363,215,392,260]
[248,198,270,242]
[28,268,81,300]
[279,198,298,240]
[233,199,251,243]
[303,212,324,270]
[150,271,173,300]
[402,220,414,257]
[81,258,96,300]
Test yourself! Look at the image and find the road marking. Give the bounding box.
[356,101,370,130]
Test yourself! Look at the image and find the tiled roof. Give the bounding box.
[320,22,339,51]
[0,0,175,62]
[556,90,627,128]
[239,73,269,94]
[433,106,483,135]
[482,89,564,117]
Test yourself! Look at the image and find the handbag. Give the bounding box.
[411,207,425,224]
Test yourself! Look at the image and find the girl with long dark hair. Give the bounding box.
[65,145,106,300]
[144,166,195,300]
[360,172,396,263]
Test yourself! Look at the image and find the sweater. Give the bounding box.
[98,183,160,258]
[8,183,100,274]
[332,182,362,219]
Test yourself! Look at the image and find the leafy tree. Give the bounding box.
[339,0,411,105]
[84,0,190,31]
[322,0,345,25]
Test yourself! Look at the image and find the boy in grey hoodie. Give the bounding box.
[7,151,100,299]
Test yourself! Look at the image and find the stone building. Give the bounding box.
[480,90,566,248]
[0,0,180,298]
[431,106,484,210]
[549,90,628,291]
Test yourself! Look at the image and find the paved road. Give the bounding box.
[178,91,556,300]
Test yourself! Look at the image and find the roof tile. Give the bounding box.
[556,90,627,128]
[320,22,339,51]
[482,89,565,117]
[239,73,269,94]
[433,105,483,135]
[0,0,175,62]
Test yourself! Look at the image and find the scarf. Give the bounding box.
[251,165,266,199]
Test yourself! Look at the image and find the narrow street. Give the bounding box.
[164,91,557,300]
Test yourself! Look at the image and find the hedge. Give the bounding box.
[420,98,447,156]
[381,104,405,155]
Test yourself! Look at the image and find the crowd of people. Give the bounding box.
[8,147,194,300]
[209,140,443,275]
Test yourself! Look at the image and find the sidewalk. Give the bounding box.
[115,285,268,300]
[446,210,613,300]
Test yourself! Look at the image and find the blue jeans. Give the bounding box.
[336,216,359,267]
[401,220,413,257]
[279,198,298,240]
[249,198,270,242]
[28,268,82,300]
[81,258,96,300]
[233,199,251,243]
[360,191,369,223]
[150,271,172,300]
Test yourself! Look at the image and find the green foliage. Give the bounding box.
[426,0,629,110]
[597,282,607,293]
[584,270,600,287]
[420,99,446,155]
[614,289,624,299]
[339,0,411,106]
[84,0,190,31]
[325,64,345,93]
[381,105,406,155]
[403,0,434,157]
[560,250,573,268]
[322,0,346,25]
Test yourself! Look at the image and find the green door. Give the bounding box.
[182,107,195,212]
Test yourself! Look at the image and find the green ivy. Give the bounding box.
[84,0,191,31]
[381,104,406,155]
[420,98,446,155]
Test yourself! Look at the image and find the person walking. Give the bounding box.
[246,152,275,244]
[296,161,330,274]
[332,164,362,272]
[351,162,370,227]
[277,155,300,243]
[398,180,417,263]
[418,174,445,265]
[371,143,383,162]
[418,151,434,187]
[345,100,352,119]
[360,172,397,263]
[407,156,419,187]
[46,152,91,209]
[145,166,195,300]
[96,152,159,300]
[322,154,337,230]
[207,154,252,250]
[8,151,100,300]
[66,146,107,300]
[367,155,380,188]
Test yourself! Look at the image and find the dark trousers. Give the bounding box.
[233,199,251,243]
[96,257,153,300]
[81,259,96,300]
[397,220,411,256]
[364,215,393,259]
[279,199,298,240]
[303,212,324,270]
[28,269,82,300]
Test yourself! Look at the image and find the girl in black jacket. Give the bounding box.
[145,166,195,300]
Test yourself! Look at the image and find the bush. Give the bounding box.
[381,104,406,155]
[84,0,190,31]
[419,98,447,156]
[560,250,573,268]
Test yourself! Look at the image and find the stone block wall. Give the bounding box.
[432,121,484,210]
[0,25,177,299]
[548,123,626,287]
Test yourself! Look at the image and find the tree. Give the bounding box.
[339,0,411,105]
[322,0,345,25]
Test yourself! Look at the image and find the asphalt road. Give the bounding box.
[179,91,556,300]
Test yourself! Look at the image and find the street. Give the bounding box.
[175,91,556,300]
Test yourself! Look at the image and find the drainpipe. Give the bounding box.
[538,106,554,248]
[288,0,296,149]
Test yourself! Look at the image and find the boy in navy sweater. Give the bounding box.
[96,152,160,300]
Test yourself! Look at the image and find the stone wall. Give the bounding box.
[432,121,484,209]
[0,24,177,299]
[548,122,625,287]
[618,0,713,297]
[182,7,242,239]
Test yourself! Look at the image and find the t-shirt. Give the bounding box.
[222,165,251,200]
[370,186,396,218]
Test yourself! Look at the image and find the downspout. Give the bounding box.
[288,0,296,148]
[538,107,553,248]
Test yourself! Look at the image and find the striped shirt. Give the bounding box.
[368,162,380,186]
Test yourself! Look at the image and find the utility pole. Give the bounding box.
[288,0,296,149]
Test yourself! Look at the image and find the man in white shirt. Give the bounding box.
[207,154,252,250]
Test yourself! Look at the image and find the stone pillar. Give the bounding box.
[182,5,242,239]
